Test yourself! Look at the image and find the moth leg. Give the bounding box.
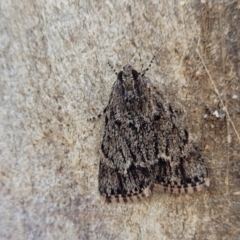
[87,107,107,122]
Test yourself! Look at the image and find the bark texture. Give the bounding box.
[1,1,240,239]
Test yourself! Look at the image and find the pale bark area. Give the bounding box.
[1,0,240,239]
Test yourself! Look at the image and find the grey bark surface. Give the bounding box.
[1,0,240,239]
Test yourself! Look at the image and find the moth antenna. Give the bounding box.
[141,47,163,76]
[108,61,118,76]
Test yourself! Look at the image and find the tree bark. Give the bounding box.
[1,0,240,239]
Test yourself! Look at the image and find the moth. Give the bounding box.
[99,64,209,203]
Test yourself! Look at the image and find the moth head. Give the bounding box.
[117,65,141,100]
[118,64,139,86]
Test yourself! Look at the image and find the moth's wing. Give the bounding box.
[150,89,210,194]
[154,145,210,194]
[99,157,153,203]
[98,81,155,203]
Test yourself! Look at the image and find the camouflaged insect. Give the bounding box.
[99,64,209,203]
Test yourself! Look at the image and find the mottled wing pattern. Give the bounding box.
[99,72,156,203]
[99,65,209,203]
[150,88,209,193]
